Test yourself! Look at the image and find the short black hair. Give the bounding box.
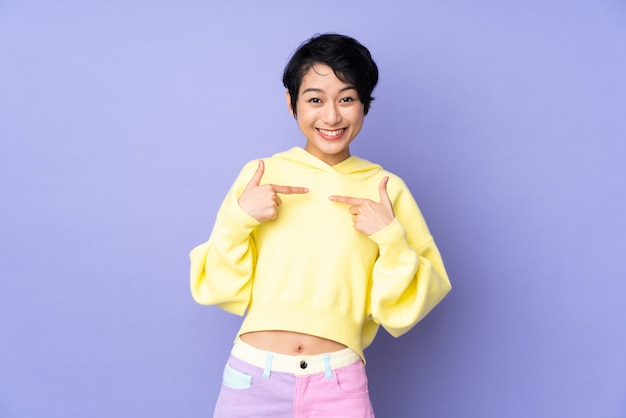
[282,34,379,117]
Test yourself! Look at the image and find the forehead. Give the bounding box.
[299,63,354,93]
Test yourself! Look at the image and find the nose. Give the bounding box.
[321,103,341,125]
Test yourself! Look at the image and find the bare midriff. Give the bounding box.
[240,330,347,355]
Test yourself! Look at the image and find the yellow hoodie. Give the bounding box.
[190,147,451,360]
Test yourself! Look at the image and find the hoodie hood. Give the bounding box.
[273,147,383,180]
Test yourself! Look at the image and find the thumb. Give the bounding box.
[379,176,392,207]
[248,159,265,187]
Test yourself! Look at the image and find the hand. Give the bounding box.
[238,160,309,223]
[329,176,395,236]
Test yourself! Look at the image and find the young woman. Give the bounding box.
[190,33,451,418]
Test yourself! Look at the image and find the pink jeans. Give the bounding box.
[213,340,375,417]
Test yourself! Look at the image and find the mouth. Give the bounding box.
[317,128,346,139]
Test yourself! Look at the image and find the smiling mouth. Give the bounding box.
[317,128,346,139]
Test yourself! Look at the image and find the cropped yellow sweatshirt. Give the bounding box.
[190,147,451,360]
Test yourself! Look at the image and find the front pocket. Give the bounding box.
[222,363,252,390]
[335,361,369,395]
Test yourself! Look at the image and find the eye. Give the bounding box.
[308,97,321,104]
[340,97,355,103]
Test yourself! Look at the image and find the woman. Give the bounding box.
[190,33,451,417]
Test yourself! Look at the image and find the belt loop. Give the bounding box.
[323,354,332,380]
[263,352,274,379]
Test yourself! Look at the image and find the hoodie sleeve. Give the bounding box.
[367,178,451,337]
[189,162,260,315]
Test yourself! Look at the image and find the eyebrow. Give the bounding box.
[301,86,357,95]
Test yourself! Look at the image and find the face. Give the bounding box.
[287,63,365,166]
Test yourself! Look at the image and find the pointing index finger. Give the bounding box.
[271,184,309,194]
[328,195,365,206]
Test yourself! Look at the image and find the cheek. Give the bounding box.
[297,110,318,126]
[350,114,365,130]
[345,107,364,124]
[296,118,309,131]
[295,114,315,135]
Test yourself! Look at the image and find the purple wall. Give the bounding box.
[1,1,625,417]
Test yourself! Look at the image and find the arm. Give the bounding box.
[330,176,451,337]
[190,160,309,315]
[368,212,451,337]
[189,162,260,315]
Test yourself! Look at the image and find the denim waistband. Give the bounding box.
[231,338,361,377]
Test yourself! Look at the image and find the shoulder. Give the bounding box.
[359,162,414,206]
[233,150,295,184]
[357,158,409,192]
[237,151,286,175]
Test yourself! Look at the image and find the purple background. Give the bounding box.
[1,1,625,417]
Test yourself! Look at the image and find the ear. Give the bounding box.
[285,90,296,118]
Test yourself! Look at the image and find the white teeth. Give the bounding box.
[318,128,344,136]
